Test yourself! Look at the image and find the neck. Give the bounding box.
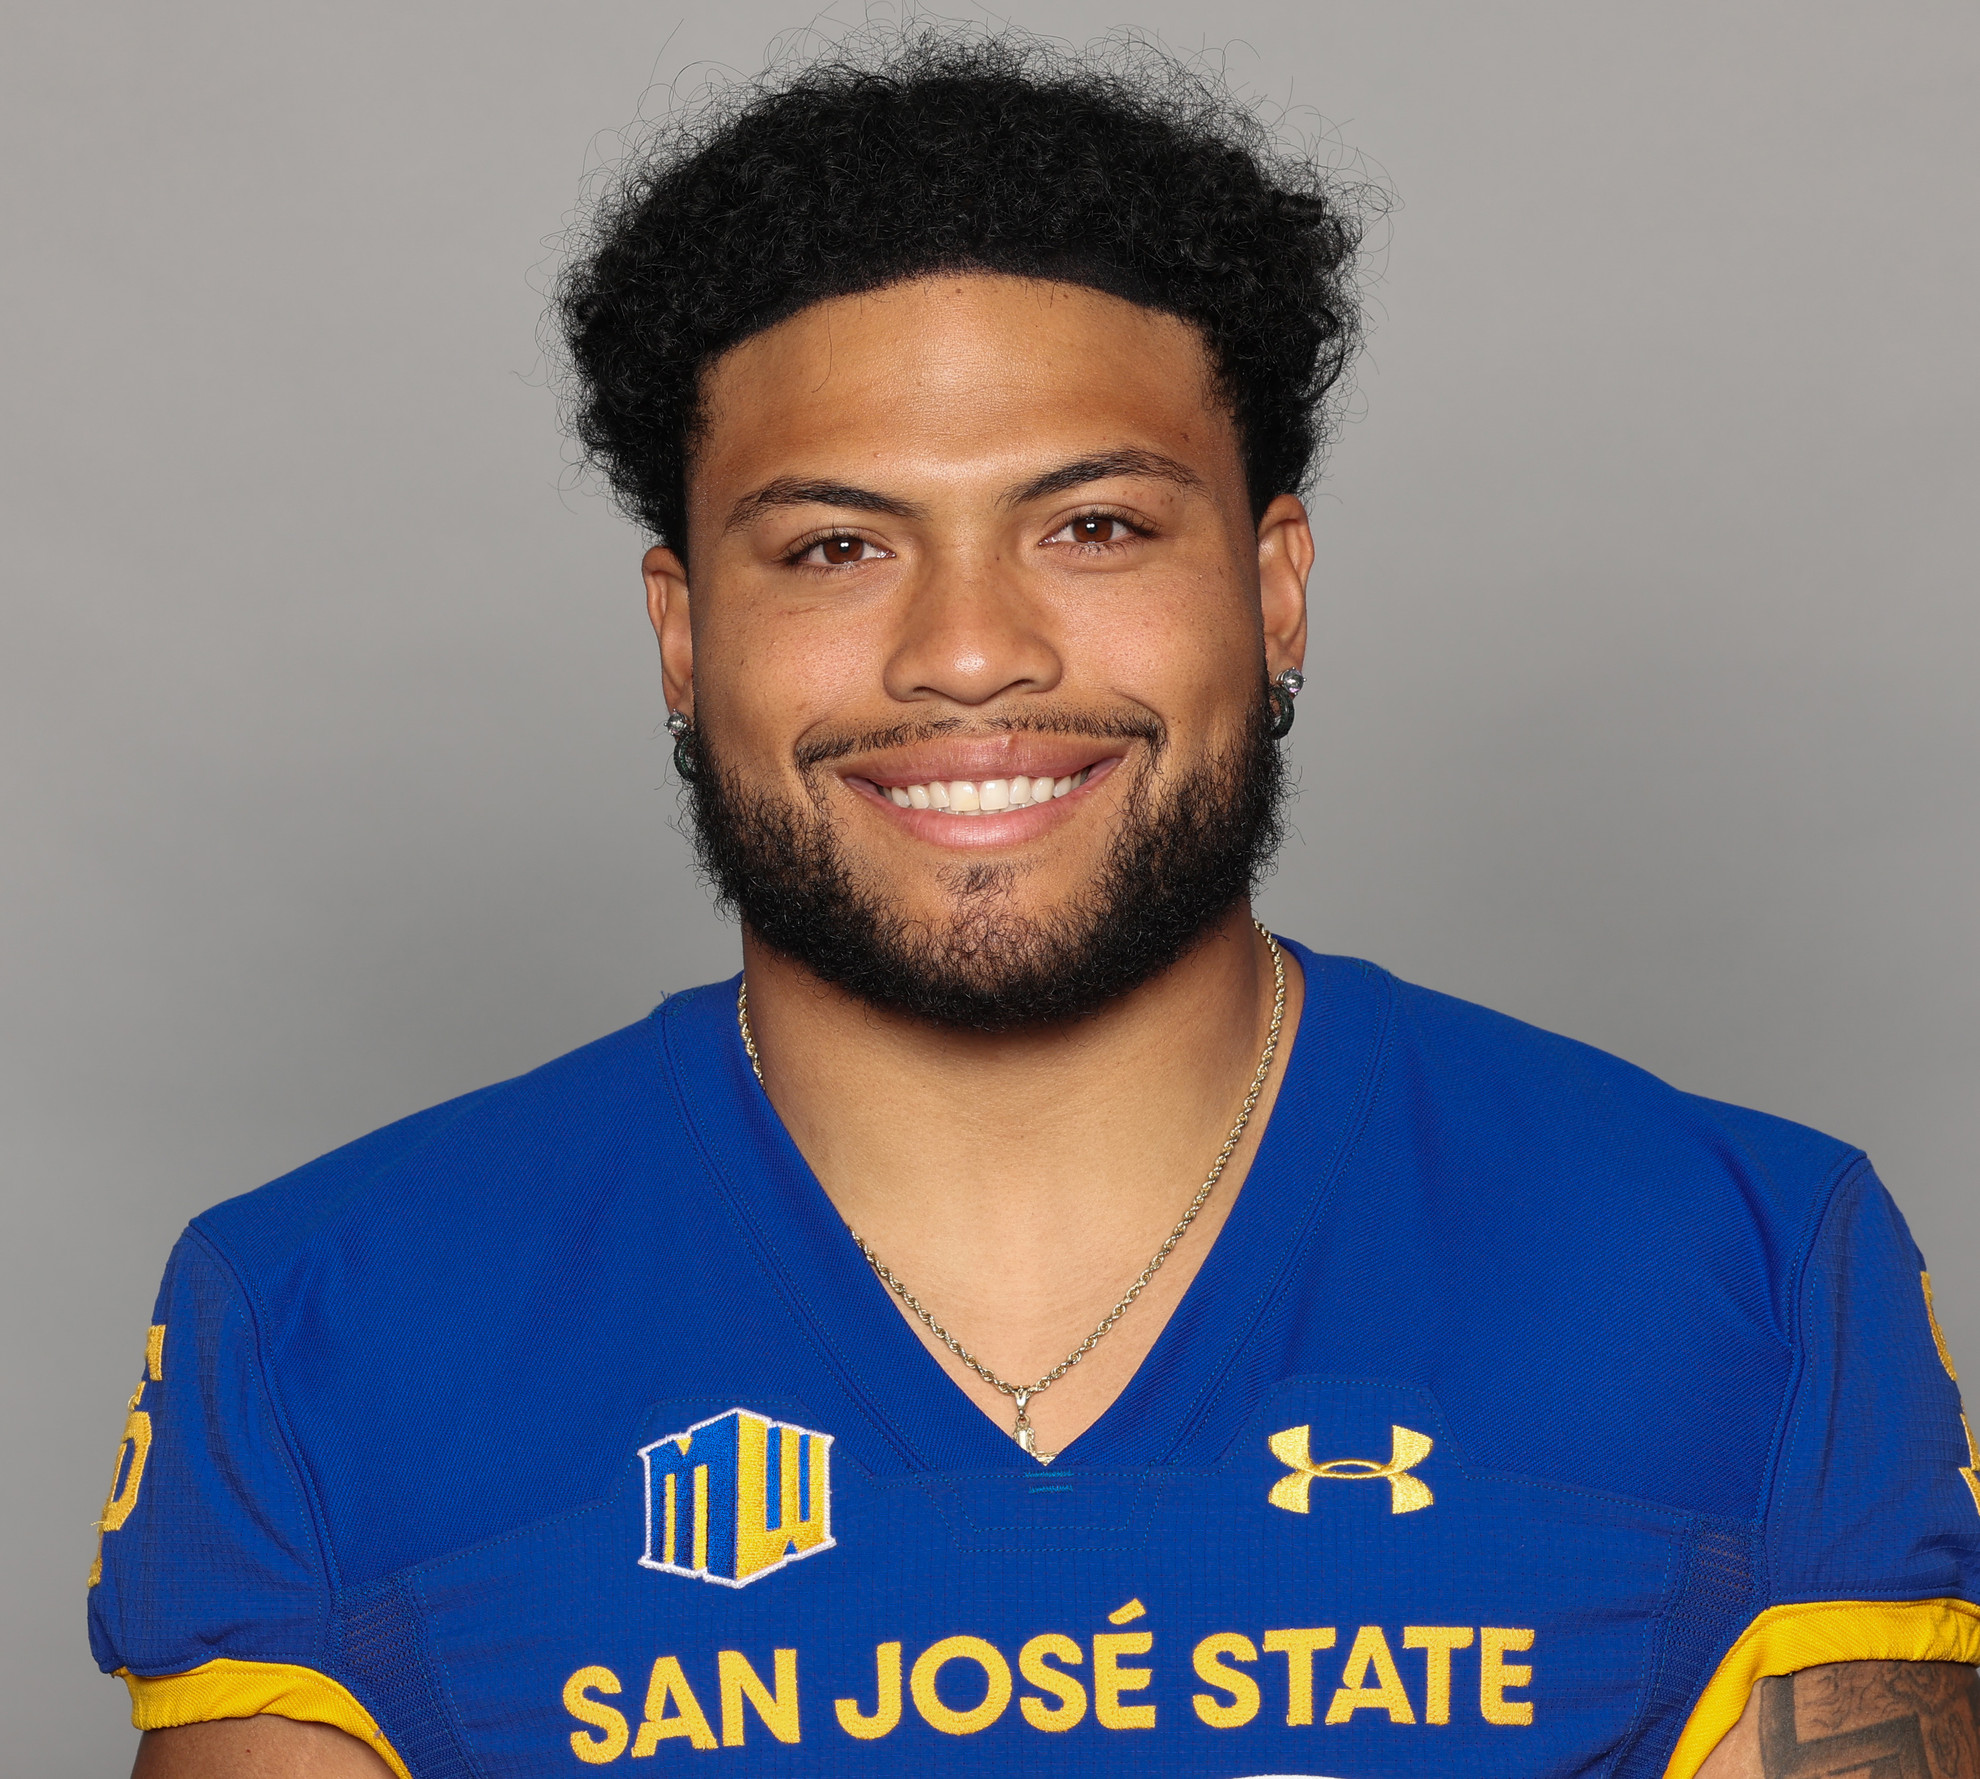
[737,902,1303,1451]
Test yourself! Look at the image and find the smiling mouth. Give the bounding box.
[873,769,1094,816]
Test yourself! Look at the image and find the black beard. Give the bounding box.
[682,697,1286,1033]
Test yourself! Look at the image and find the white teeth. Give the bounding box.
[884,768,1094,814]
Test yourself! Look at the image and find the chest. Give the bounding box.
[337,1379,1747,1778]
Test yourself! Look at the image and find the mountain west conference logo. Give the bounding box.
[639,1409,835,1588]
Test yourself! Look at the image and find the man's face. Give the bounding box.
[648,274,1311,1027]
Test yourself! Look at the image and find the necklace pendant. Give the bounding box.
[1011,1391,1056,1465]
[1015,1423,1057,1465]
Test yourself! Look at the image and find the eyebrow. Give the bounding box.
[1003,448,1205,507]
[722,447,1205,536]
[723,478,929,534]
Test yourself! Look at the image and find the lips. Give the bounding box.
[827,721,1139,844]
[839,739,1126,841]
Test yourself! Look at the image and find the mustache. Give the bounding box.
[792,707,1167,773]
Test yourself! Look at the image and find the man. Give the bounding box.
[90,27,1980,1779]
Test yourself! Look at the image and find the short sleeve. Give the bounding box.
[87,1228,330,1680]
[1665,1168,1980,1779]
[1764,1165,1980,1606]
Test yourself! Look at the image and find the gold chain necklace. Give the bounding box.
[735,921,1287,1464]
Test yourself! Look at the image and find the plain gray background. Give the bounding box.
[5,2,1975,1769]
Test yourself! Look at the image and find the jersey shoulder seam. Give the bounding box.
[181,1221,348,1612]
[1751,1148,1877,1601]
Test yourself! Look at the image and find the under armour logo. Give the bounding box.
[1268,1422,1434,1515]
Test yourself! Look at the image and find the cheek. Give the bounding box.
[696,601,882,756]
[1057,569,1262,715]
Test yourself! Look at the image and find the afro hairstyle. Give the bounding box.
[556,25,1369,550]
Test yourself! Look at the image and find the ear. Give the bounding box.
[643,545,694,715]
[1255,494,1312,679]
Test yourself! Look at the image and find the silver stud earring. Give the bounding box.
[665,709,698,781]
[1266,669,1304,740]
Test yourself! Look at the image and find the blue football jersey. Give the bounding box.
[89,945,1980,1777]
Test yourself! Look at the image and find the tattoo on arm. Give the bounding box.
[1757,1663,1980,1779]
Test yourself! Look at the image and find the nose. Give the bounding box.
[881,547,1063,709]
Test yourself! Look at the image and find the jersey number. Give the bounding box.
[88,1325,164,1587]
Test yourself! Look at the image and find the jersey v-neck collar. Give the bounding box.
[651,940,1394,1476]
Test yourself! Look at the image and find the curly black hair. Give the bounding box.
[557,25,1369,550]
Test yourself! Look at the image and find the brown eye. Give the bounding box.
[819,536,866,564]
[1058,513,1141,546]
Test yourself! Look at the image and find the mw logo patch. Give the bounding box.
[639,1408,835,1587]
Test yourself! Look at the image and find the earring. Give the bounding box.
[1266,668,1304,740]
[666,709,699,782]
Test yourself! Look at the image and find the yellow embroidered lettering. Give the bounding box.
[1480,1627,1535,1725]
[100,1398,153,1533]
[631,1656,717,1754]
[910,1636,1012,1735]
[1920,1277,1978,1510]
[834,1642,902,1740]
[89,1342,160,1589]
[1107,1598,1146,1624]
[1018,1634,1087,1731]
[1092,1631,1155,1729]
[1402,1626,1474,1723]
[1325,1624,1415,1724]
[1191,1633,1261,1729]
[733,1417,831,1582]
[716,1648,798,1746]
[1261,1628,1337,1727]
[564,1666,631,1764]
[1924,1273,1960,1380]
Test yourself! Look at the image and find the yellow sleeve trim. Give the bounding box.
[1664,1597,1980,1779]
[119,1659,412,1779]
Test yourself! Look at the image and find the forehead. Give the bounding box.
[690,274,1237,509]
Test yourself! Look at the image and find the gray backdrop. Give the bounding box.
[5,3,1975,1769]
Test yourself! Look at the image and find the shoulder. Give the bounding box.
[1353,954,1866,1256]
[1285,946,1883,1513]
[178,978,750,1443]
[163,979,758,1580]
[193,984,734,1288]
